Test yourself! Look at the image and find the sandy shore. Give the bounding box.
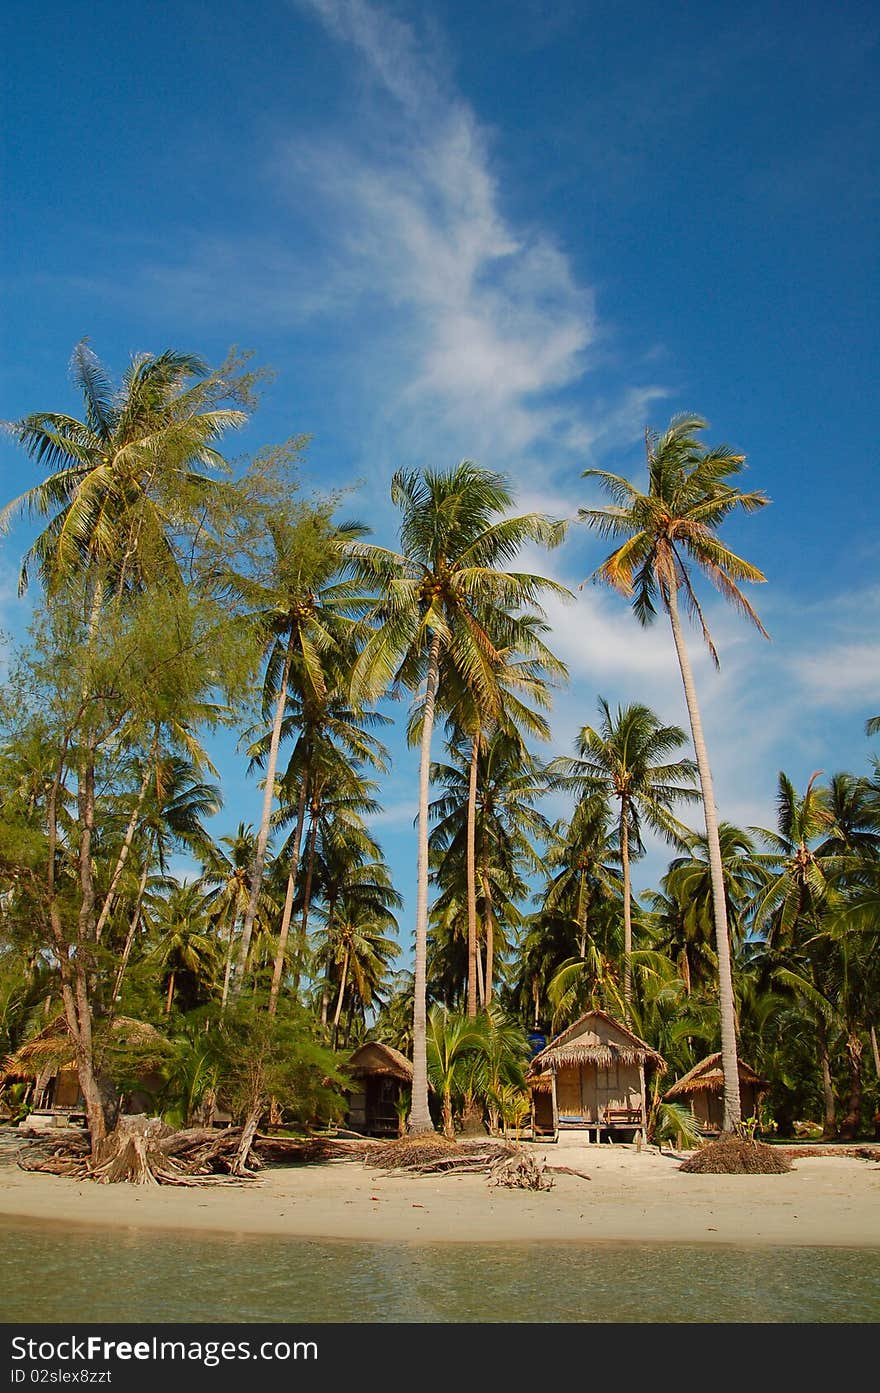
[2,1136,879,1248]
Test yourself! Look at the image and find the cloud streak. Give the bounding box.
[289,0,659,470]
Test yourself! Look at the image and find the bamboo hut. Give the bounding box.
[526,1009,666,1143]
[663,1053,767,1134]
[2,1014,168,1127]
[343,1041,413,1137]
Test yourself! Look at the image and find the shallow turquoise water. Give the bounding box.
[2,1218,879,1322]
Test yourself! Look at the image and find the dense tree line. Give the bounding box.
[0,344,877,1149]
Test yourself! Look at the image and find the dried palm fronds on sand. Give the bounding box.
[366,1135,581,1190]
[679,1135,792,1174]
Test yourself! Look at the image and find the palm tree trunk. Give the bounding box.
[331,948,350,1049]
[165,970,176,1016]
[269,778,308,1014]
[44,738,106,1156]
[221,914,238,1009]
[871,1025,880,1079]
[408,631,442,1134]
[840,1030,863,1141]
[666,582,741,1130]
[297,796,320,967]
[111,859,151,1006]
[620,802,632,1020]
[232,632,294,1000]
[466,732,479,1018]
[817,1020,837,1138]
[577,868,588,958]
[95,758,152,943]
[481,857,495,1007]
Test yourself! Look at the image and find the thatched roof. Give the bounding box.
[2,1014,167,1081]
[526,1009,666,1084]
[344,1041,413,1083]
[663,1052,766,1101]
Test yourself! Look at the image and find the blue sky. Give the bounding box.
[1,0,878,925]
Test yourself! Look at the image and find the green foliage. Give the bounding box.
[210,1003,348,1129]
[652,1101,704,1150]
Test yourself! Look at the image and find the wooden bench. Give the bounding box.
[603,1108,643,1129]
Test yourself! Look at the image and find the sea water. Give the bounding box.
[2,1217,878,1322]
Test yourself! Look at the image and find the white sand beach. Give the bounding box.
[2,1138,878,1248]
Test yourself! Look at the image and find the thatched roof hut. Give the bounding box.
[663,1052,767,1134]
[343,1041,412,1138]
[2,1014,169,1117]
[526,1009,666,1142]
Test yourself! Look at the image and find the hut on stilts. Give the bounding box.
[526,1009,666,1143]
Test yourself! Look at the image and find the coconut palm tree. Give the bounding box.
[579,414,770,1129]
[751,772,840,1134]
[547,699,698,1020]
[425,1006,486,1138]
[2,341,249,603]
[417,613,565,1017]
[264,684,390,1011]
[430,727,552,1009]
[221,509,369,1001]
[201,824,276,1007]
[347,462,566,1133]
[650,822,767,995]
[145,881,218,1015]
[542,796,621,961]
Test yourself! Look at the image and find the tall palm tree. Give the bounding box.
[751,771,841,1134]
[348,462,566,1133]
[418,614,565,1017]
[312,857,401,1047]
[579,414,770,1129]
[201,824,275,1007]
[542,796,621,961]
[222,509,368,1000]
[432,728,551,1007]
[265,684,390,1011]
[2,340,249,603]
[548,700,698,1019]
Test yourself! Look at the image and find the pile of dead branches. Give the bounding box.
[18,1116,261,1185]
[366,1135,558,1190]
[679,1134,792,1174]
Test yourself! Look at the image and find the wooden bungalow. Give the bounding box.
[1,1014,168,1128]
[526,1009,666,1143]
[343,1041,413,1137]
[663,1053,767,1134]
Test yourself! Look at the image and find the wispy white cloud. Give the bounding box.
[789,642,880,709]
[287,0,661,470]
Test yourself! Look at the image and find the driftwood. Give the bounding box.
[18,1116,261,1185]
[547,1164,593,1180]
[368,1136,556,1190]
[15,1119,384,1185]
[487,1149,554,1191]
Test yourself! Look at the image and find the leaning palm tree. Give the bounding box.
[579,414,770,1130]
[348,463,567,1132]
[547,700,698,1019]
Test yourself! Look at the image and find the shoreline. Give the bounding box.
[2,1140,879,1249]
